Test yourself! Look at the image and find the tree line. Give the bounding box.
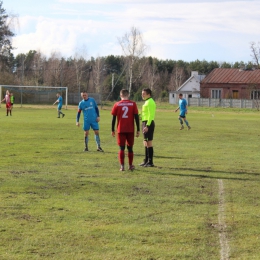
[0,1,258,101]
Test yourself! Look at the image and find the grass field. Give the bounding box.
[0,103,260,260]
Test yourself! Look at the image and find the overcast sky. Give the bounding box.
[5,0,260,63]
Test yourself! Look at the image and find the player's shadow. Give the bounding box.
[135,154,179,160]
[155,155,182,160]
[146,166,260,181]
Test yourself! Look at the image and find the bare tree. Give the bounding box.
[73,46,88,96]
[168,66,186,91]
[44,51,62,87]
[118,26,148,95]
[92,56,105,95]
[151,70,168,99]
[35,51,44,83]
[28,50,46,86]
[147,60,159,91]
[250,41,260,68]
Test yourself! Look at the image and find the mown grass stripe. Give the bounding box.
[218,179,230,260]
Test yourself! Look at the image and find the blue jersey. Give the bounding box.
[179,98,187,113]
[58,96,63,104]
[57,96,63,109]
[77,97,99,122]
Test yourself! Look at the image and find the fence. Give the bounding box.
[188,98,259,109]
[0,84,101,107]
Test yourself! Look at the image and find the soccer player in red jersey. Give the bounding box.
[1,90,11,116]
[111,89,140,171]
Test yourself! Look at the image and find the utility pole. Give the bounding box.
[60,59,63,87]
[21,56,25,86]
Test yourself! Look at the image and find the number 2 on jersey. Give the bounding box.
[122,106,129,118]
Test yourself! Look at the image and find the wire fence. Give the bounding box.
[0,85,101,107]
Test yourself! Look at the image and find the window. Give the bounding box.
[172,94,175,98]
[251,91,260,99]
[232,90,238,99]
[188,94,192,98]
[211,89,221,99]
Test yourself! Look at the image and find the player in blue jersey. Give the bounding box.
[76,91,104,152]
[175,93,191,130]
[53,93,65,118]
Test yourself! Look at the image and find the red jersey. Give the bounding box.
[111,100,139,133]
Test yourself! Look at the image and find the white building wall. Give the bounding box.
[169,92,176,104]
[169,71,204,104]
[180,78,199,92]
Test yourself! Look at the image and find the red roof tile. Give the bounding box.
[201,68,260,84]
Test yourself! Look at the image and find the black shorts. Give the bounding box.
[142,121,155,141]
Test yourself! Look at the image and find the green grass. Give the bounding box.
[0,104,260,259]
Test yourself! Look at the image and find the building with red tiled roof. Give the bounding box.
[200,68,260,99]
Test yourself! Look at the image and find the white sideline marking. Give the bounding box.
[218,179,230,260]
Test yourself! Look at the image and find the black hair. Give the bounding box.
[142,88,152,96]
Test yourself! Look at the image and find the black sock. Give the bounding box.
[148,147,154,164]
[145,147,148,162]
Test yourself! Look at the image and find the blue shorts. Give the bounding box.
[58,104,62,110]
[179,111,186,118]
[83,121,99,131]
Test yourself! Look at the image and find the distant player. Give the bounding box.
[111,89,140,171]
[76,91,103,152]
[10,93,15,114]
[175,93,191,130]
[1,90,11,116]
[53,93,65,118]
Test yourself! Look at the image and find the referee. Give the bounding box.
[139,88,156,167]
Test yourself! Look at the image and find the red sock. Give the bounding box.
[118,150,125,165]
[128,152,134,166]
